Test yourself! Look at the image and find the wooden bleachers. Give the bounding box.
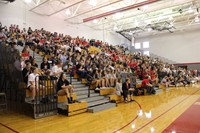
[67,101,88,116]
[57,94,77,103]
[100,88,116,95]
[109,95,124,103]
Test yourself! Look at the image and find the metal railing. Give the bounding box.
[34,75,58,119]
[86,74,94,98]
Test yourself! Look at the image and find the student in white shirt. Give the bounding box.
[51,61,63,77]
[27,67,39,102]
[116,78,123,96]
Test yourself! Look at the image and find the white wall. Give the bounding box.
[0,0,130,46]
[136,29,200,63]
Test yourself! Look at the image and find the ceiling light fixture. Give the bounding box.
[65,9,71,15]
[188,7,194,13]
[24,0,32,3]
[134,20,139,26]
[145,20,151,24]
[113,26,118,31]
[194,16,200,22]
[169,16,173,20]
[89,0,97,6]
[93,19,98,23]
[147,28,152,32]
[113,12,124,19]
[143,5,149,10]
[129,31,133,35]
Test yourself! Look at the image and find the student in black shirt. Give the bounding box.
[22,62,31,84]
[57,73,74,103]
[40,57,50,70]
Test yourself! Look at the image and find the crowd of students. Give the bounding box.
[1,23,200,103]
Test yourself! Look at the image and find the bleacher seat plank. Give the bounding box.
[100,88,116,95]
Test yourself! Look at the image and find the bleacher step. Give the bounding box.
[77,93,99,99]
[87,103,116,113]
[73,87,88,92]
[79,96,105,103]
[75,90,94,95]
[88,99,109,107]
[73,84,86,88]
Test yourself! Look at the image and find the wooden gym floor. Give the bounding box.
[1,84,200,133]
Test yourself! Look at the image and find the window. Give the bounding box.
[135,43,141,49]
[143,51,150,56]
[143,41,149,48]
[132,37,135,46]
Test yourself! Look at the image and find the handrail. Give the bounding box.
[86,73,94,98]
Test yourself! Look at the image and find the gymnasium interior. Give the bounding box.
[0,0,200,132]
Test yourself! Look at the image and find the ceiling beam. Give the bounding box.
[29,0,50,11]
[83,0,160,23]
[48,0,86,16]
[64,0,124,21]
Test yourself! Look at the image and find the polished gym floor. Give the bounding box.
[1,84,200,133]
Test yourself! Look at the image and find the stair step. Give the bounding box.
[75,90,94,95]
[79,96,105,103]
[73,87,88,92]
[88,99,109,107]
[73,84,86,88]
[87,103,116,113]
[77,93,99,99]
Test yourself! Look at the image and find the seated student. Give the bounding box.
[57,73,74,104]
[110,70,117,87]
[40,57,50,70]
[122,79,135,103]
[27,67,45,102]
[76,63,87,79]
[141,76,155,95]
[22,62,31,84]
[31,58,38,68]
[105,70,111,87]
[94,69,101,90]
[51,60,63,77]
[160,76,169,88]
[116,78,122,96]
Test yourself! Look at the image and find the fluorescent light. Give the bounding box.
[134,20,139,26]
[129,32,133,35]
[89,0,97,6]
[65,9,71,15]
[188,7,194,13]
[145,20,151,24]
[93,19,98,23]
[24,0,32,3]
[172,130,176,133]
[169,16,174,20]
[195,16,200,22]
[113,26,118,31]
[143,5,149,10]
[113,12,124,19]
[148,28,152,32]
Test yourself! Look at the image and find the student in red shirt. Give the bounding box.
[141,76,155,94]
